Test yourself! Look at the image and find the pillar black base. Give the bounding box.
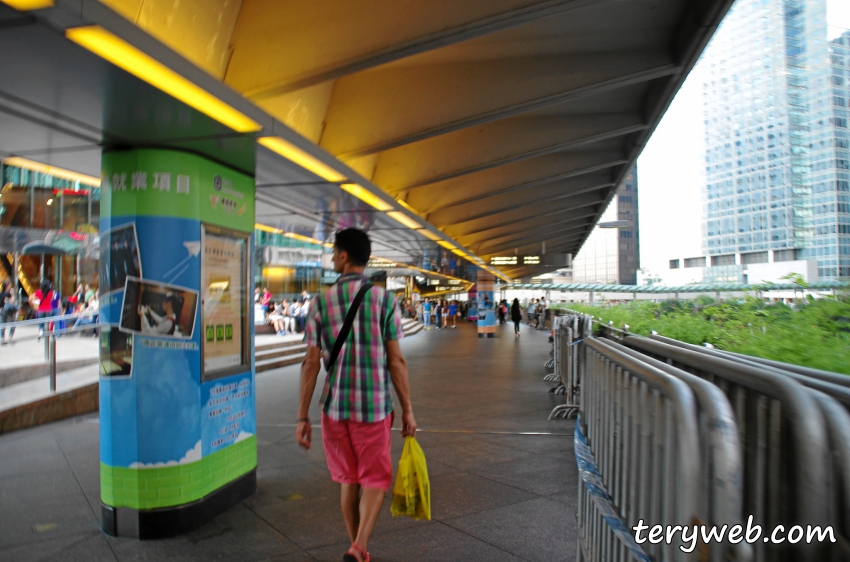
[487,333,494,338]
[101,468,256,539]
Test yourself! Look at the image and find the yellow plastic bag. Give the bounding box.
[390,436,431,520]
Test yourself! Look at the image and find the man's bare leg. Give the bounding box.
[353,487,384,551]
[340,484,361,543]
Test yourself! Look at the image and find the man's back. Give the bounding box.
[306,273,403,422]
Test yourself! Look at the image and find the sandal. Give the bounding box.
[342,542,370,562]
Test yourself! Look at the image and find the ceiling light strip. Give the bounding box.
[65,26,262,133]
[1,0,53,9]
[340,183,393,211]
[2,157,101,186]
[257,136,347,183]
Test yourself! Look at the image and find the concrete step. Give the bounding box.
[256,336,303,352]
[401,318,425,337]
[256,352,306,373]
[403,321,424,337]
[256,343,308,361]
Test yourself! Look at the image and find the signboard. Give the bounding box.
[202,225,249,378]
[489,254,569,267]
[476,271,496,337]
[367,258,398,268]
[262,246,322,267]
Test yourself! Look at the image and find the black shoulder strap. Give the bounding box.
[326,283,372,373]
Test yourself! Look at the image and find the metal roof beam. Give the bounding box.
[453,209,599,243]
[473,221,591,254]
[406,152,626,213]
[478,229,587,256]
[321,50,675,159]
[375,113,646,193]
[229,0,607,99]
[428,175,613,226]
[444,191,605,237]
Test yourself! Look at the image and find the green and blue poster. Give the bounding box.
[99,148,257,511]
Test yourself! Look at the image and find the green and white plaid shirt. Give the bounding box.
[305,273,403,422]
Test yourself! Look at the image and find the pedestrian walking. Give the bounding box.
[0,280,18,344]
[297,228,417,562]
[30,279,56,339]
[448,299,457,328]
[434,298,442,330]
[422,298,432,329]
[511,298,522,338]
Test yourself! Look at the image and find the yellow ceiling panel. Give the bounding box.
[255,81,335,144]
[99,0,242,79]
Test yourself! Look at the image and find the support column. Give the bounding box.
[98,148,257,539]
[477,270,495,338]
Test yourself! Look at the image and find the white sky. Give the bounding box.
[635,0,850,275]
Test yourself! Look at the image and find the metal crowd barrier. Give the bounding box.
[627,335,850,561]
[578,337,701,561]
[556,310,846,562]
[603,327,836,562]
[548,313,591,420]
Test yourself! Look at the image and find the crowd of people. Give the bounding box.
[406,298,468,330]
[255,287,313,336]
[0,279,99,343]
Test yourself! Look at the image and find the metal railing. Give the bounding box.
[559,310,847,561]
[623,333,849,561]
[0,311,100,392]
[600,338,749,562]
[579,336,701,561]
[548,314,591,420]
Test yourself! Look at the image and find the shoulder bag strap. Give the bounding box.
[325,282,372,374]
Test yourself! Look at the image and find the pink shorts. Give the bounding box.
[321,412,394,491]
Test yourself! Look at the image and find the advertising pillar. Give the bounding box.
[98,148,256,538]
[476,270,495,338]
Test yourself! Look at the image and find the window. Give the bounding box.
[669,259,680,269]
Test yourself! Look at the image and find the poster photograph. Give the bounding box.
[99,223,142,296]
[119,277,198,339]
[201,226,248,378]
[100,325,133,377]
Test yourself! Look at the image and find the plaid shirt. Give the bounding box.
[305,273,403,422]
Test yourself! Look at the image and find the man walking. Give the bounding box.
[297,228,417,562]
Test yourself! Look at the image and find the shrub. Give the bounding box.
[555,296,850,374]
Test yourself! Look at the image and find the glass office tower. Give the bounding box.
[571,165,639,284]
[702,0,847,278]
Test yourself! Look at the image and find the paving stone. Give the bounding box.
[307,521,526,562]
[107,504,300,561]
[444,497,578,562]
[0,322,578,561]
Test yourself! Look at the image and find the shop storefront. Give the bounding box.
[0,159,101,300]
[253,229,332,300]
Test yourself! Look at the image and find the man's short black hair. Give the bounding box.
[334,228,371,266]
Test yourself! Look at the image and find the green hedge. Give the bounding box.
[557,296,850,375]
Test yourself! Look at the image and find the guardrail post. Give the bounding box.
[48,334,57,393]
[44,330,50,361]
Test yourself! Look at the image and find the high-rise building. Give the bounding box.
[702,0,848,279]
[828,31,850,277]
[570,165,640,284]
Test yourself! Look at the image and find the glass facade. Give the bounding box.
[253,230,328,300]
[571,165,640,284]
[0,163,101,297]
[702,0,848,278]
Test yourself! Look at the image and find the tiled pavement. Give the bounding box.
[0,321,577,562]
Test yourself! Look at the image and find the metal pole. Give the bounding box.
[48,334,56,392]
